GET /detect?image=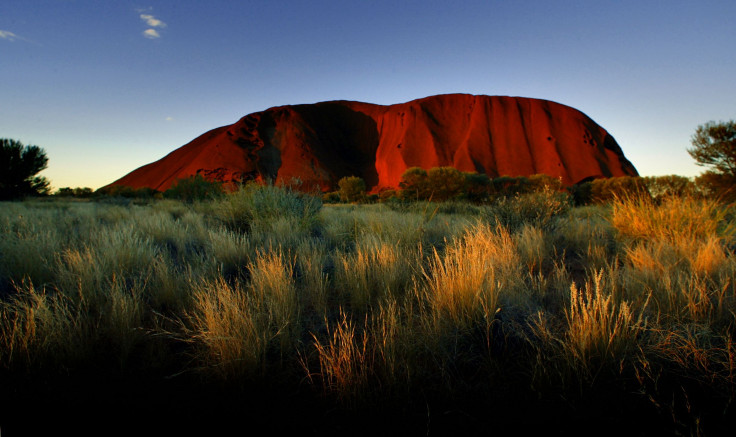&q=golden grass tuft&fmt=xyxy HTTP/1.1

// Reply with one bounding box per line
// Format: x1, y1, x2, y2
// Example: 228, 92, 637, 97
309, 311, 371, 402
611, 195, 734, 244
419, 222, 522, 336
563, 271, 647, 376
187, 278, 269, 378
